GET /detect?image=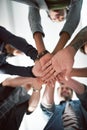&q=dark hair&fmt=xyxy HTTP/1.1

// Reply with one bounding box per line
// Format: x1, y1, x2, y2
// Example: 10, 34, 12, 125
80, 45, 86, 54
